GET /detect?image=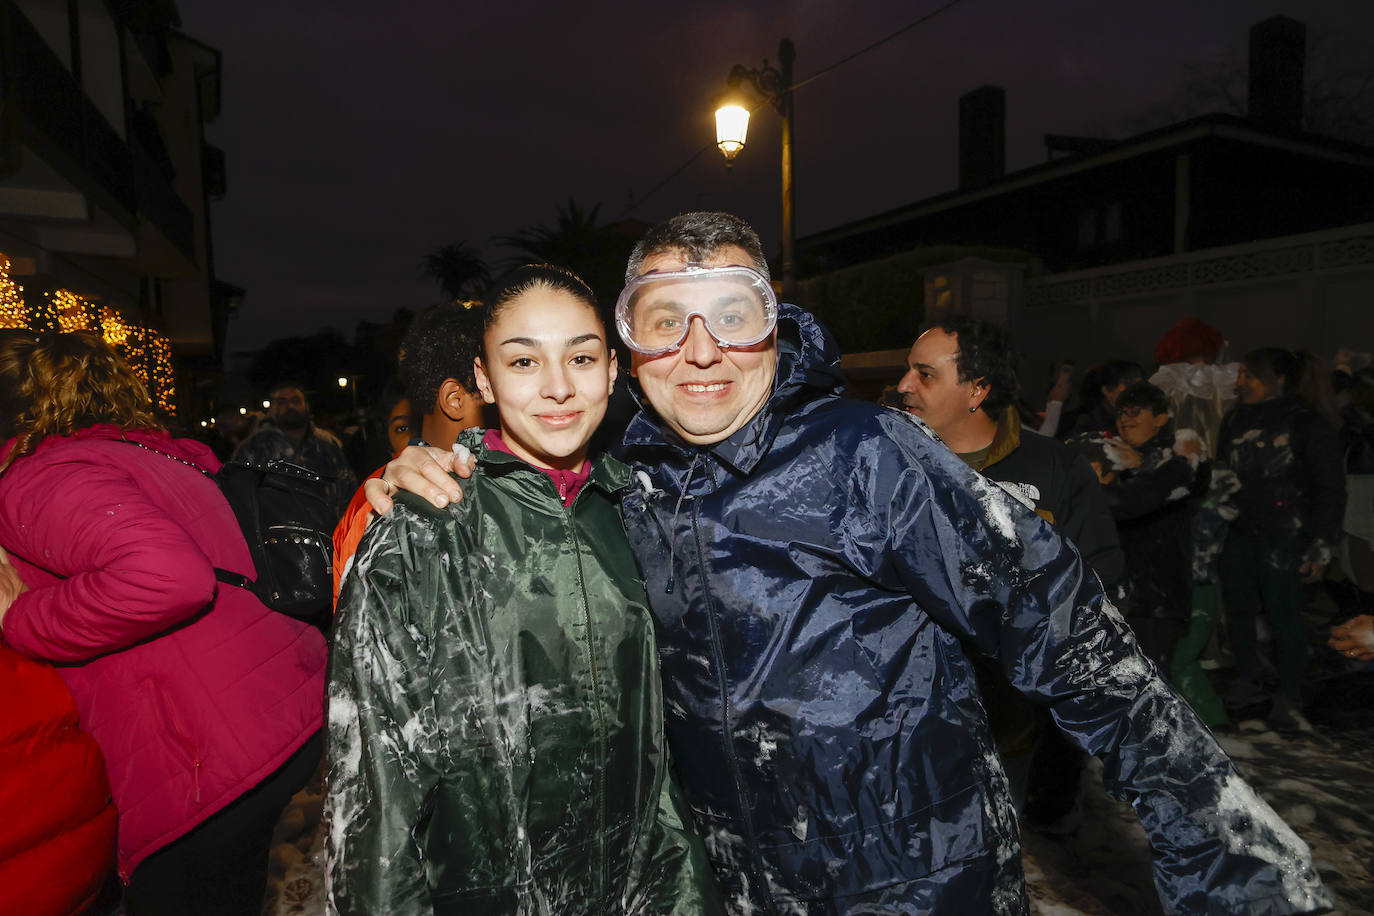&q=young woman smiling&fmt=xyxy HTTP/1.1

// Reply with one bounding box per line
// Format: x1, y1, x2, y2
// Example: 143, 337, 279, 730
325, 265, 719, 915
